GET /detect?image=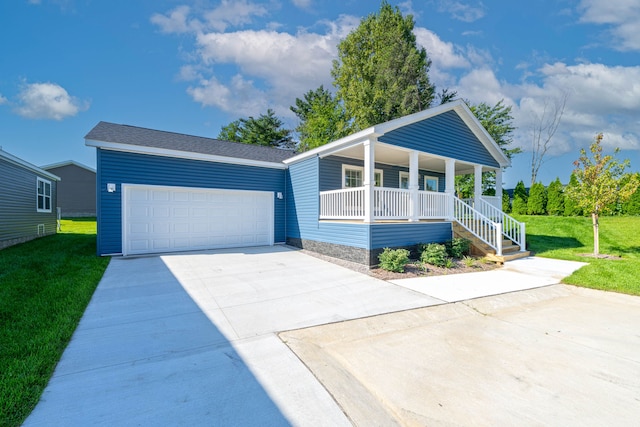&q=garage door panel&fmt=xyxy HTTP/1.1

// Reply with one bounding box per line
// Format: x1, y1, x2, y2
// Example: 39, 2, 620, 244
123, 185, 274, 255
